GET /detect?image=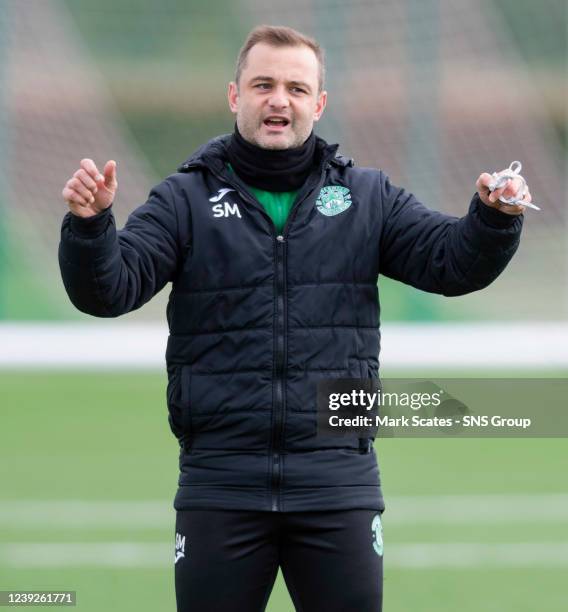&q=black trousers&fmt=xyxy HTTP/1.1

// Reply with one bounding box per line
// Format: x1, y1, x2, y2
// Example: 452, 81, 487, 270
174, 508, 383, 612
